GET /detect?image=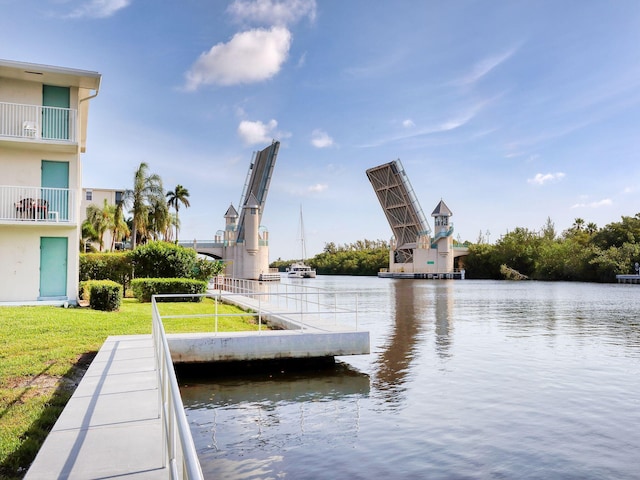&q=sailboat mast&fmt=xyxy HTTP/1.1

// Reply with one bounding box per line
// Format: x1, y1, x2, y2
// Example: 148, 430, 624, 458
299, 205, 307, 261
